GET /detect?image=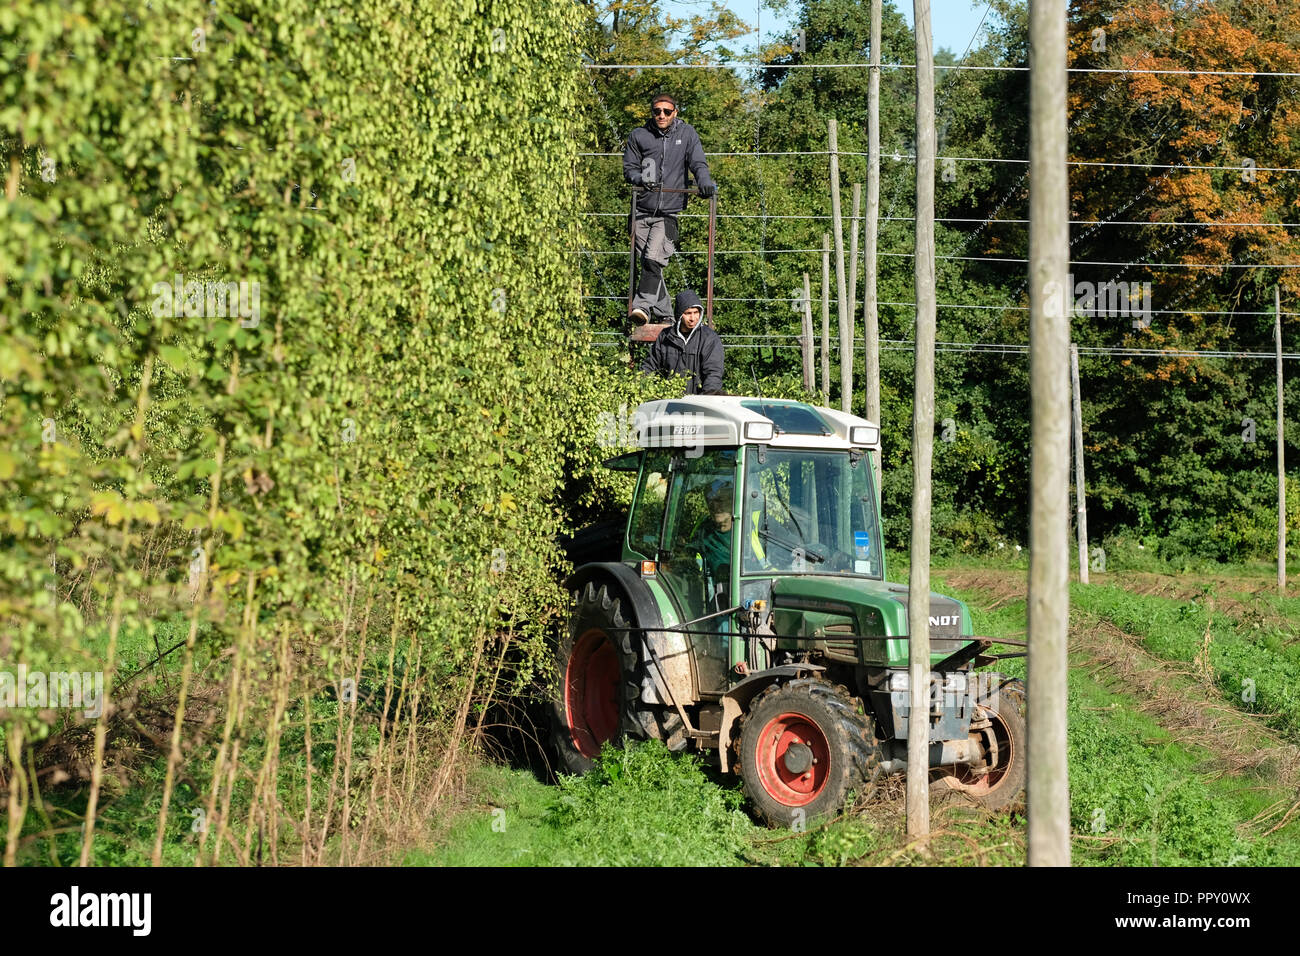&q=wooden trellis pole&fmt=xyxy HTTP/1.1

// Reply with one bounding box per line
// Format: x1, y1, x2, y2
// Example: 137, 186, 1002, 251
864, 0, 883, 494
822, 234, 831, 404
802, 272, 815, 393
906, 0, 936, 842
849, 182, 862, 329
1278, 285, 1287, 593
1071, 344, 1089, 585
830, 120, 852, 413
1027, 0, 1071, 868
